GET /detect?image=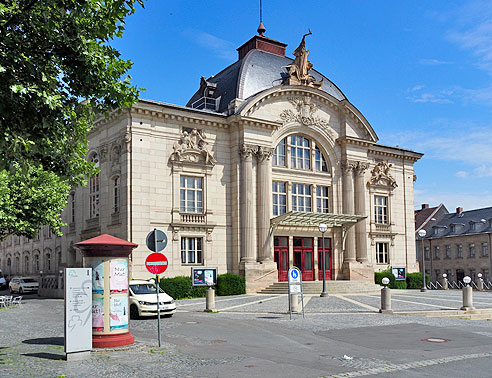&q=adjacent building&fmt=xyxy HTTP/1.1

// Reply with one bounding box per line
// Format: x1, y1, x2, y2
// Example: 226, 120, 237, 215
0, 27, 422, 292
